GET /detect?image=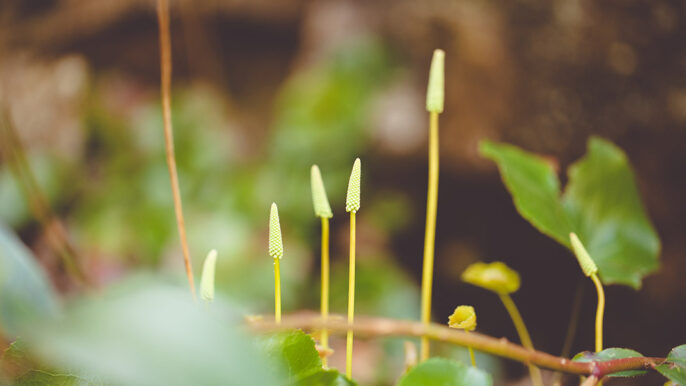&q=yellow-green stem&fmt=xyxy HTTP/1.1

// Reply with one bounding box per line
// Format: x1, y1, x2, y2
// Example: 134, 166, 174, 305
590, 273, 605, 353
420, 111, 440, 361
466, 330, 476, 367
274, 257, 281, 324
346, 212, 357, 379
499, 294, 543, 386
321, 217, 330, 367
